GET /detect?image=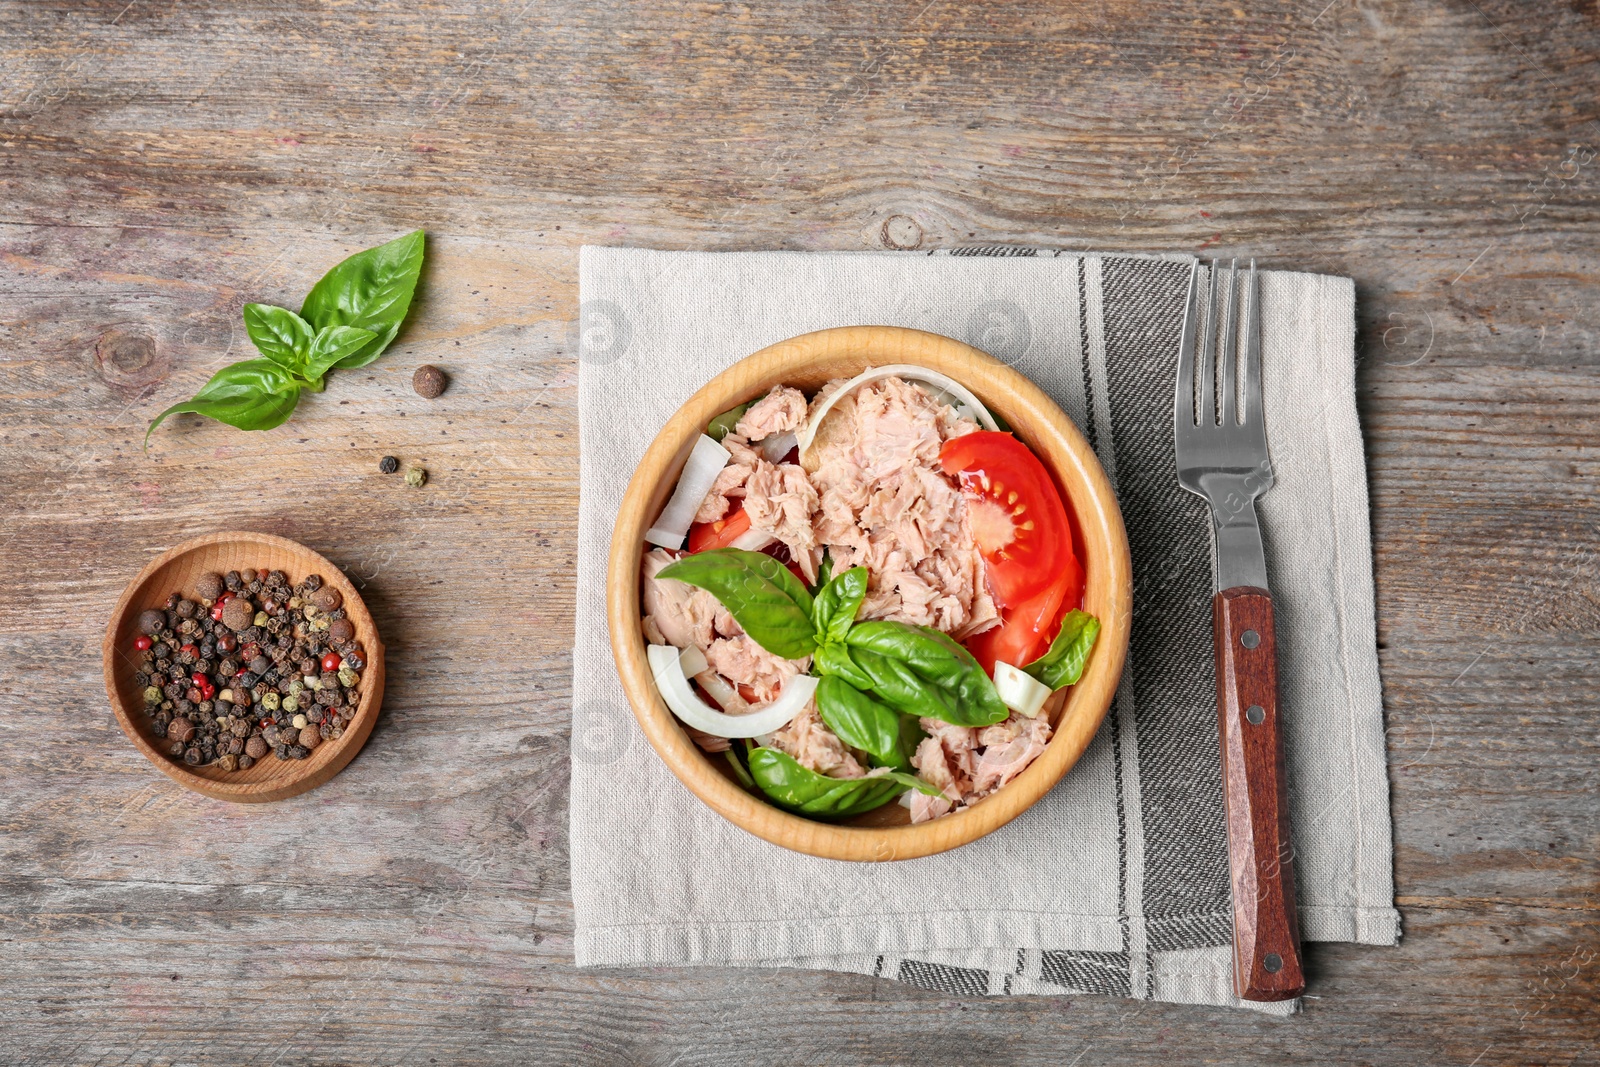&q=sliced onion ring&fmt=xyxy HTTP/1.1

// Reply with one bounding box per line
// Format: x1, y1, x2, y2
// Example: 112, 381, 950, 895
759, 431, 798, 463
796, 364, 1000, 457
647, 643, 816, 739
994, 660, 1051, 719
645, 433, 730, 549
